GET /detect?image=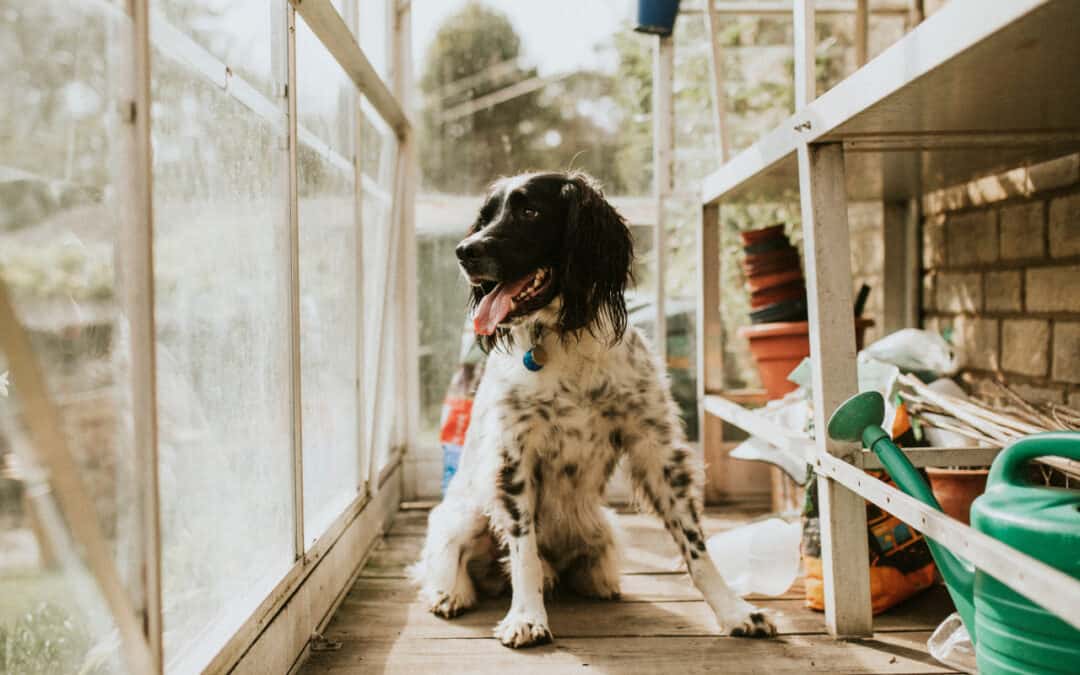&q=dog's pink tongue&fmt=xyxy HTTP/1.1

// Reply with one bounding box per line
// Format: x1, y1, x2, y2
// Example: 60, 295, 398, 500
473, 274, 534, 336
